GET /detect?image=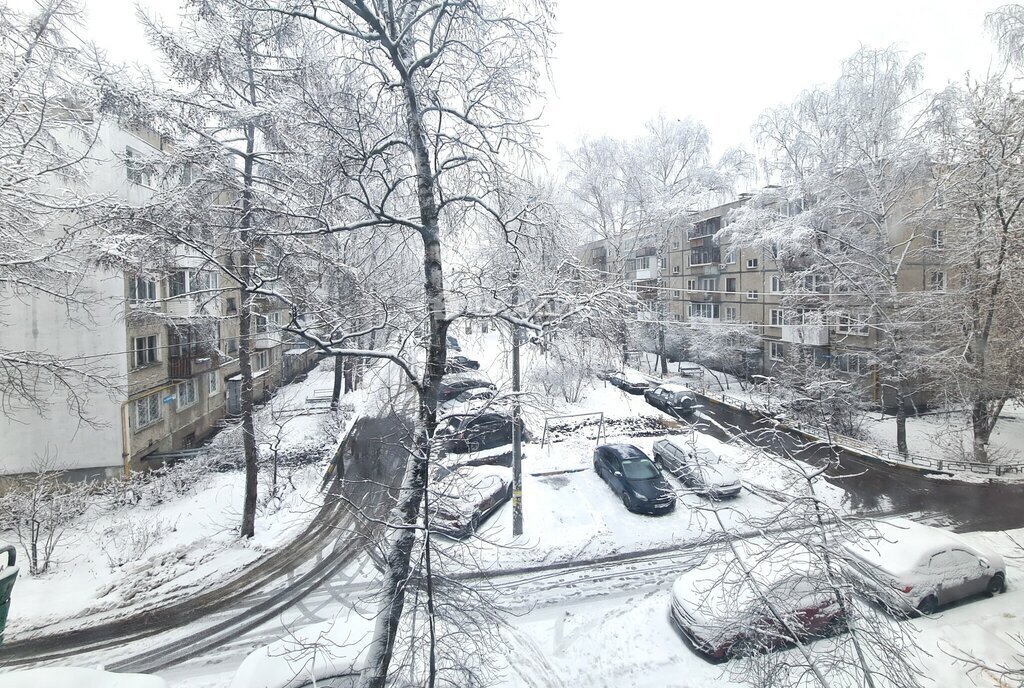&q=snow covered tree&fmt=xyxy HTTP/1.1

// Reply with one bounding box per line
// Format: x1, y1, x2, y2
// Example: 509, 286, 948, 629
728, 46, 935, 455
0, 0, 112, 421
